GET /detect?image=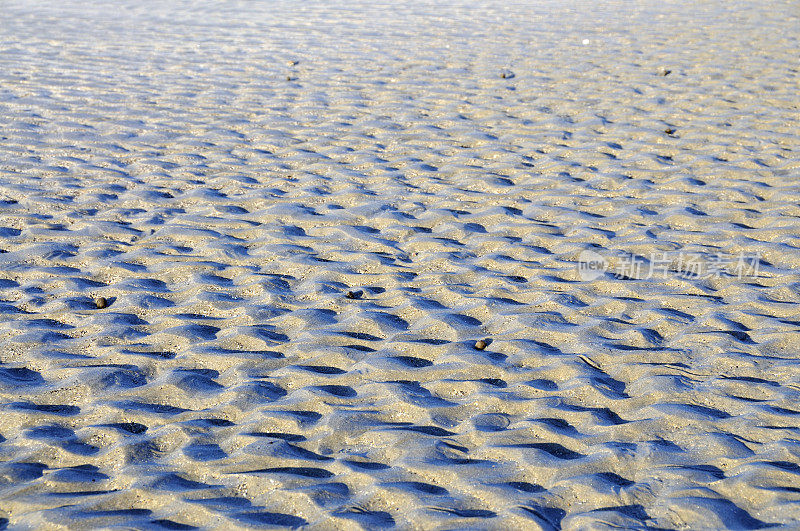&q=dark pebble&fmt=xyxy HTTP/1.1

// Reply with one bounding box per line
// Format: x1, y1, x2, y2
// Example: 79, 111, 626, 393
474, 339, 488, 351
95, 297, 108, 309
346, 290, 363, 300
665, 128, 676, 135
